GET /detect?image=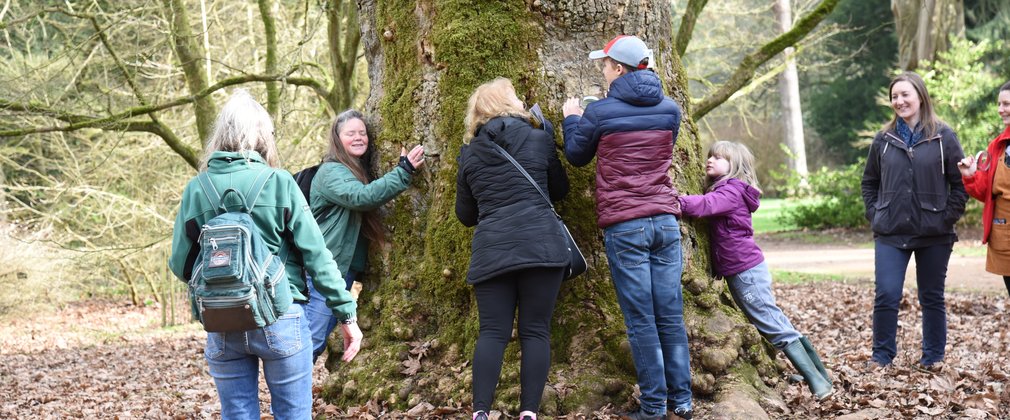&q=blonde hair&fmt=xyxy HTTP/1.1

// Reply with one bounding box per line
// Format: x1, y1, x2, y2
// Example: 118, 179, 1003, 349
881, 71, 944, 138
463, 78, 532, 142
200, 89, 280, 170
706, 141, 760, 192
